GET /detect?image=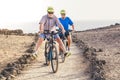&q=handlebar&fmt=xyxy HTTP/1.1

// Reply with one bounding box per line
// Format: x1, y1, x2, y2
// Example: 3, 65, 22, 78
56, 29, 73, 33
68, 30, 73, 32
43, 30, 60, 35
